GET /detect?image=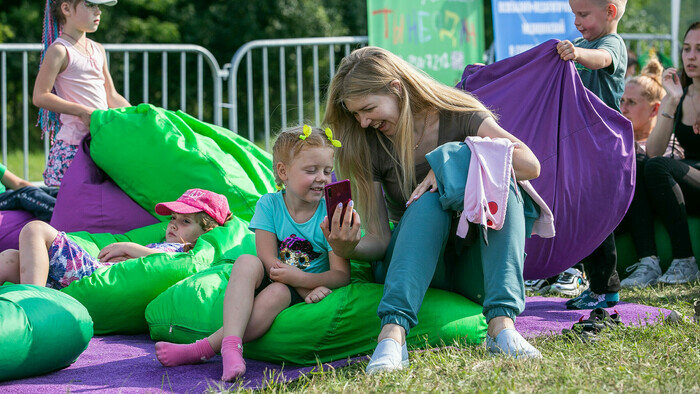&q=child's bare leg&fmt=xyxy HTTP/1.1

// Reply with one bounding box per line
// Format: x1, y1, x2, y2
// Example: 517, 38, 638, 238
220, 254, 266, 341
221, 281, 291, 381
155, 254, 265, 368
18, 221, 58, 285
241, 282, 292, 342
0, 249, 20, 285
